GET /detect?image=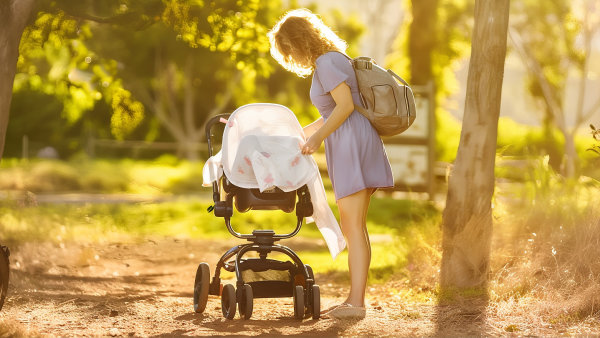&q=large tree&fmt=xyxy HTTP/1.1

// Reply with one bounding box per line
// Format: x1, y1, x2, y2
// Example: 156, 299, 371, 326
440, 0, 510, 288
0, 0, 37, 159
